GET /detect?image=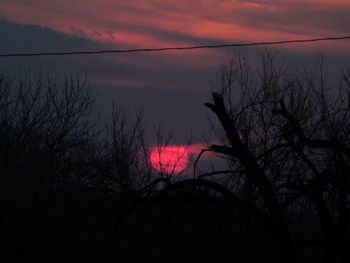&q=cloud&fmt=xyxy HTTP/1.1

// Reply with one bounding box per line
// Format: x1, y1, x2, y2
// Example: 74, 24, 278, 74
0, 19, 217, 142
230, 1, 350, 36
1, 0, 349, 50
0, 18, 101, 53
70, 26, 87, 38
1, 2, 350, 143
